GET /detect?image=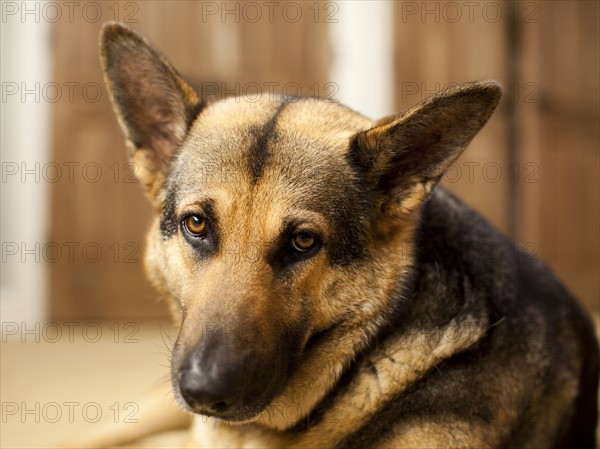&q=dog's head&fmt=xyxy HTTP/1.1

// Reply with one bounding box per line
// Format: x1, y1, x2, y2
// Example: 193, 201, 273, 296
100, 22, 501, 423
